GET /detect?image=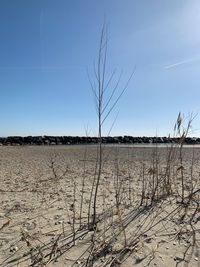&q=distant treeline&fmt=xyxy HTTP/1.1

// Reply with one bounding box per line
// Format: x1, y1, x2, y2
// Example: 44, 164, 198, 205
0, 136, 199, 146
